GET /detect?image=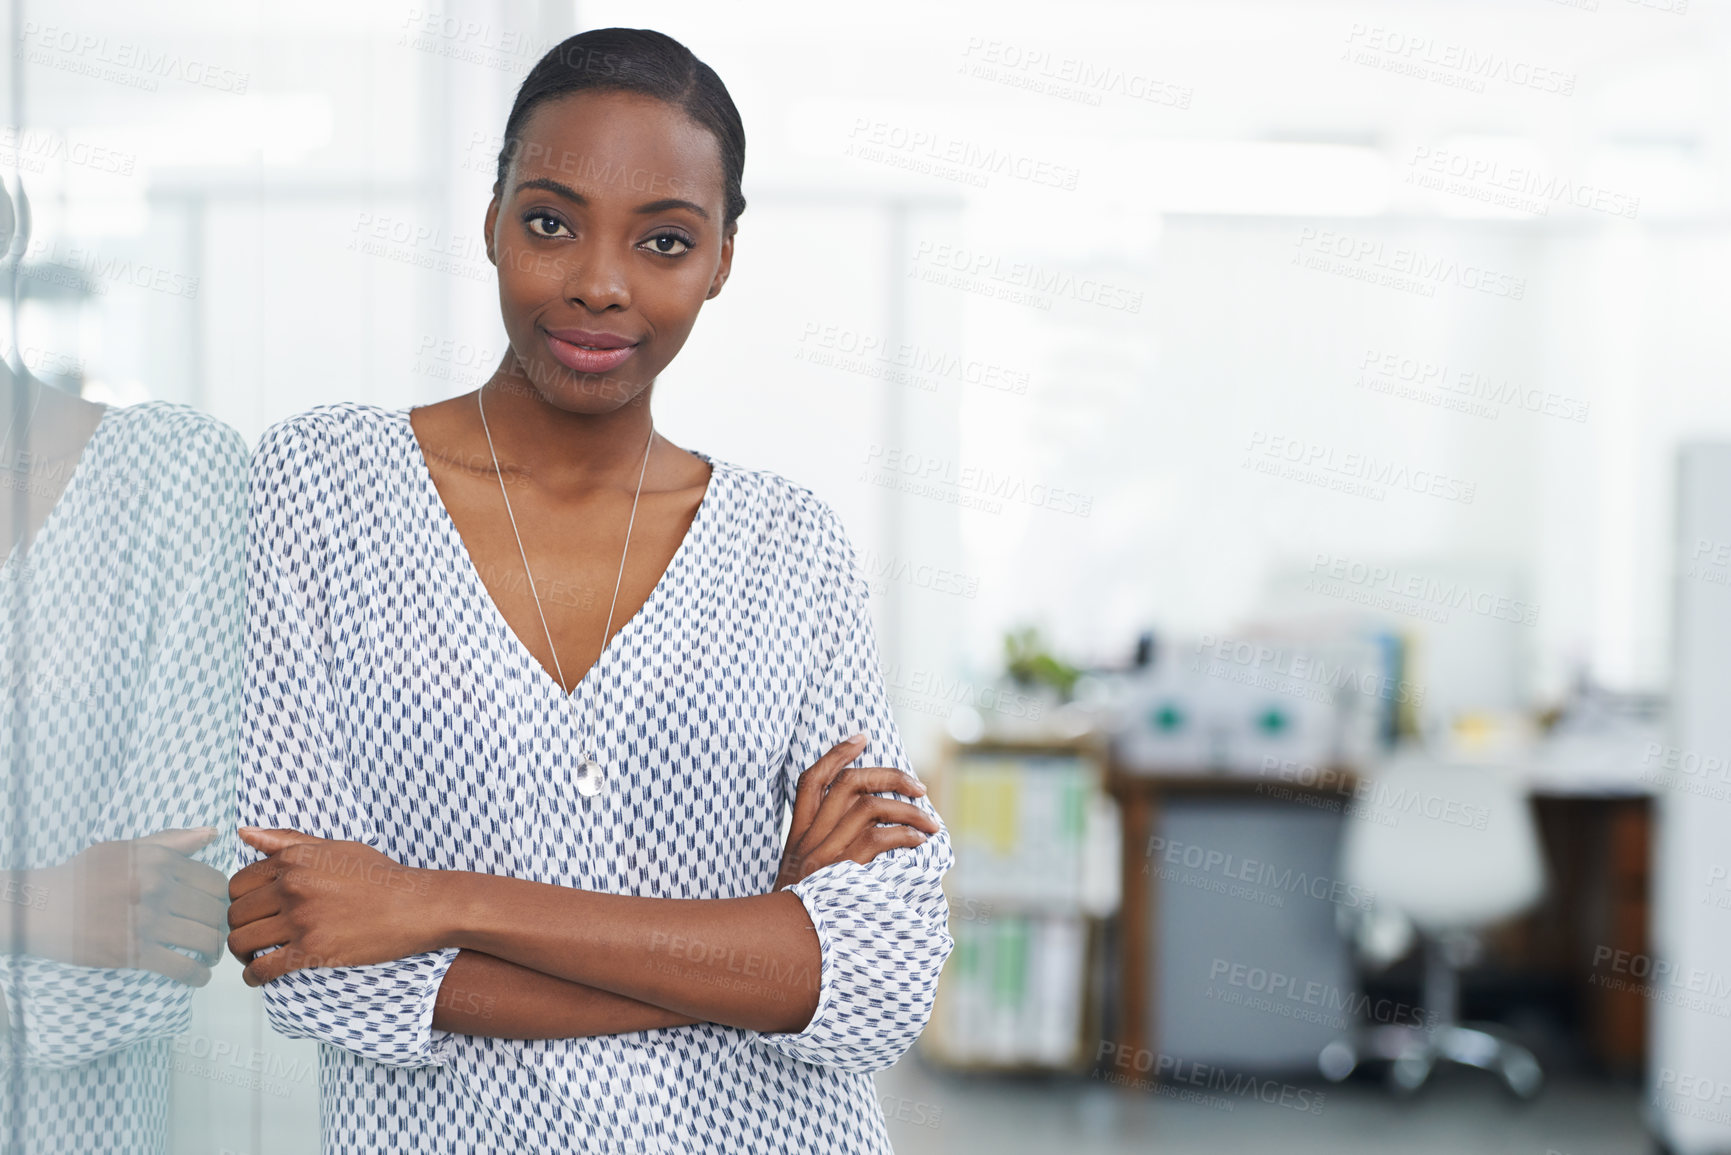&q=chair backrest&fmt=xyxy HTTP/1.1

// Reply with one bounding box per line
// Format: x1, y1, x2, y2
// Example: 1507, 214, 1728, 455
1338, 756, 1546, 934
